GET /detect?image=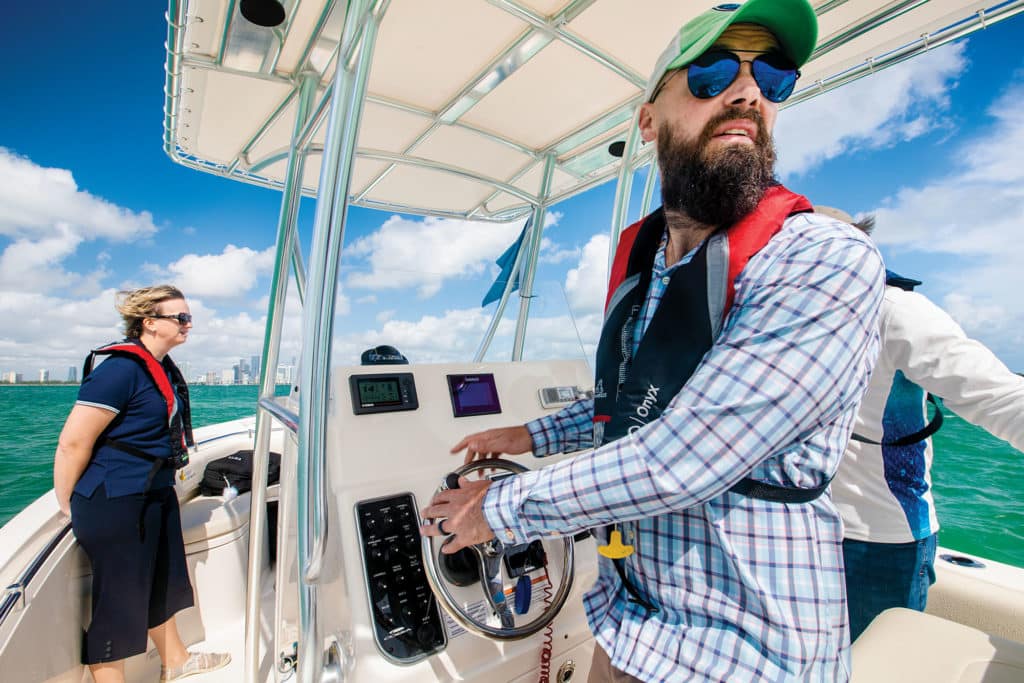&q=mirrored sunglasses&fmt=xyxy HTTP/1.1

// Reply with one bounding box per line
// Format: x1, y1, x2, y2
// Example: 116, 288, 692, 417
682, 49, 800, 104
